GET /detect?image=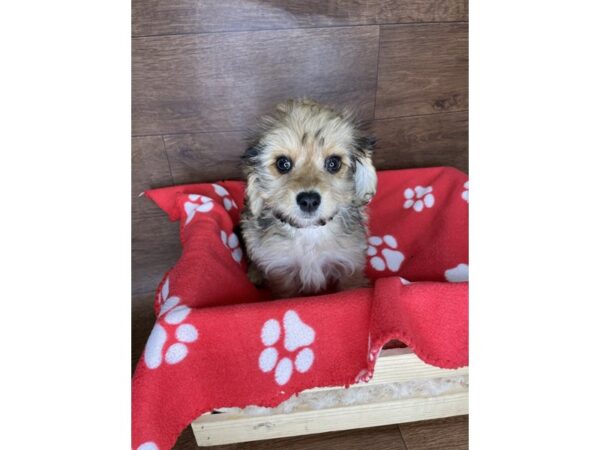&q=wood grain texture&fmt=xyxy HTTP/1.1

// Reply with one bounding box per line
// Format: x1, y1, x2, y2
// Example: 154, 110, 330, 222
398, 415, 468, 450
194, 392, 467, 446
133, 26, 379, 135
163, 131, 247, 185
132, 293, 156, 373
132, 212, 181, 295
178, 424, 407, 450
375, 23, 468, 119
133, 0, 468, 37
160, 110, 468, 187
131, 136, 179, 295
132, 136, 173, 218
372, 111, 468, 173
